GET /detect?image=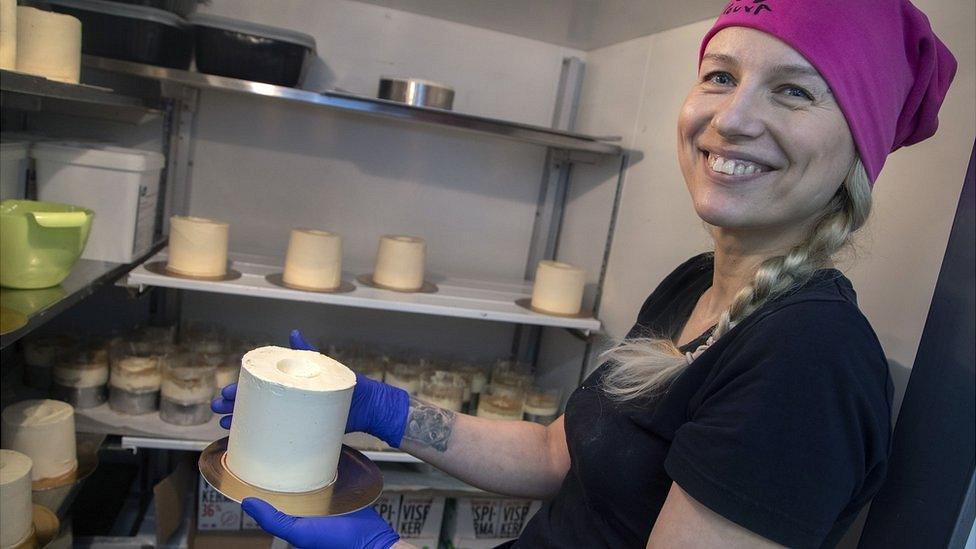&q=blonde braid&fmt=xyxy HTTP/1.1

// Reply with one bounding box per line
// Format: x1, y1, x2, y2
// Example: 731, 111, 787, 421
601, 159, 872, 401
